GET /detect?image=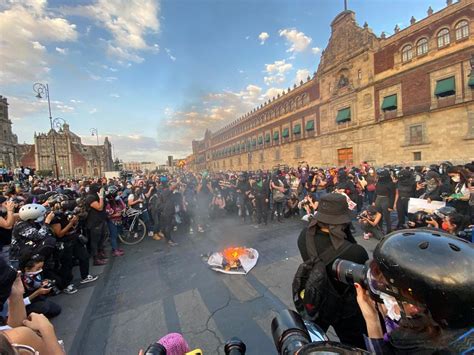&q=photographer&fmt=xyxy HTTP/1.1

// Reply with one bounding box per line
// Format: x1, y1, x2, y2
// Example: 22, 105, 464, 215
298, 194, 318, 218
9, 204, 56, 270
84, 184, 108, 266
296, 193, 368, 349
50, 199, 98, 287
358, 206, 383, 241
354, 229, 473, 354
